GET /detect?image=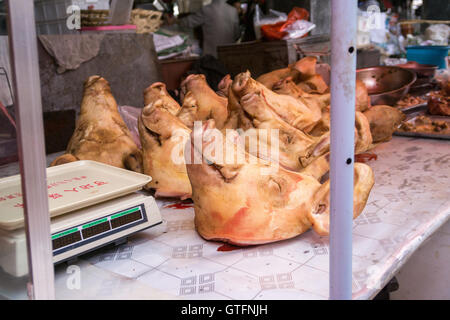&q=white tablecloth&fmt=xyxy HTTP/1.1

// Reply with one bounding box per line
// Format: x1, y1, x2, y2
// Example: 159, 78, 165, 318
49, 136, 450, 299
